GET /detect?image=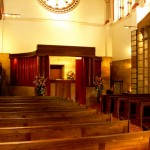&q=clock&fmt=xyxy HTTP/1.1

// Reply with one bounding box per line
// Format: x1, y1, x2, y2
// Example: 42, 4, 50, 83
38, 0, 80, 14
